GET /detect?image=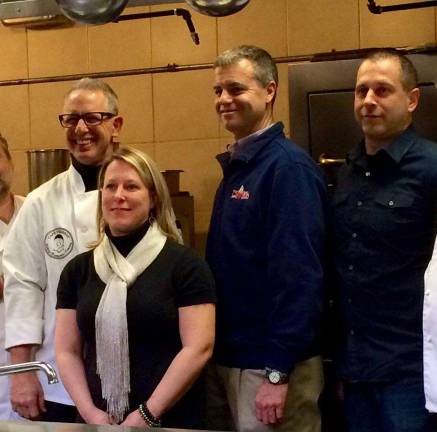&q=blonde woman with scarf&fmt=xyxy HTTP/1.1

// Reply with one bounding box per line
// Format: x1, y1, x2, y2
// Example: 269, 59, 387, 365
55, 147, 216, 429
